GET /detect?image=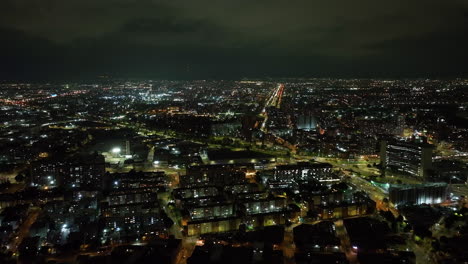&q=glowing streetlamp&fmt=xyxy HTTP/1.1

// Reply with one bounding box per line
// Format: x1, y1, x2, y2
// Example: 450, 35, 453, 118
111, 147, 121, 156
112, 147, 121, 153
